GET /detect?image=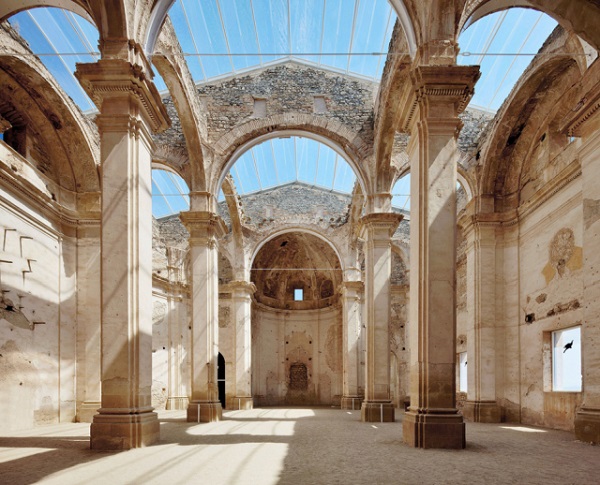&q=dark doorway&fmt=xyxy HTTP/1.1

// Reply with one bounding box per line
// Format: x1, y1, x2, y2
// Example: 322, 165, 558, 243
218, 352, 226, 408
